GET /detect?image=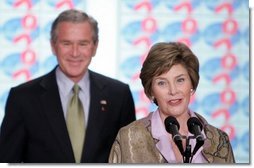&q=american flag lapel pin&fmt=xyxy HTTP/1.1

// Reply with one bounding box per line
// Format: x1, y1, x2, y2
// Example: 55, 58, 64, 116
100, 100, 107, 111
